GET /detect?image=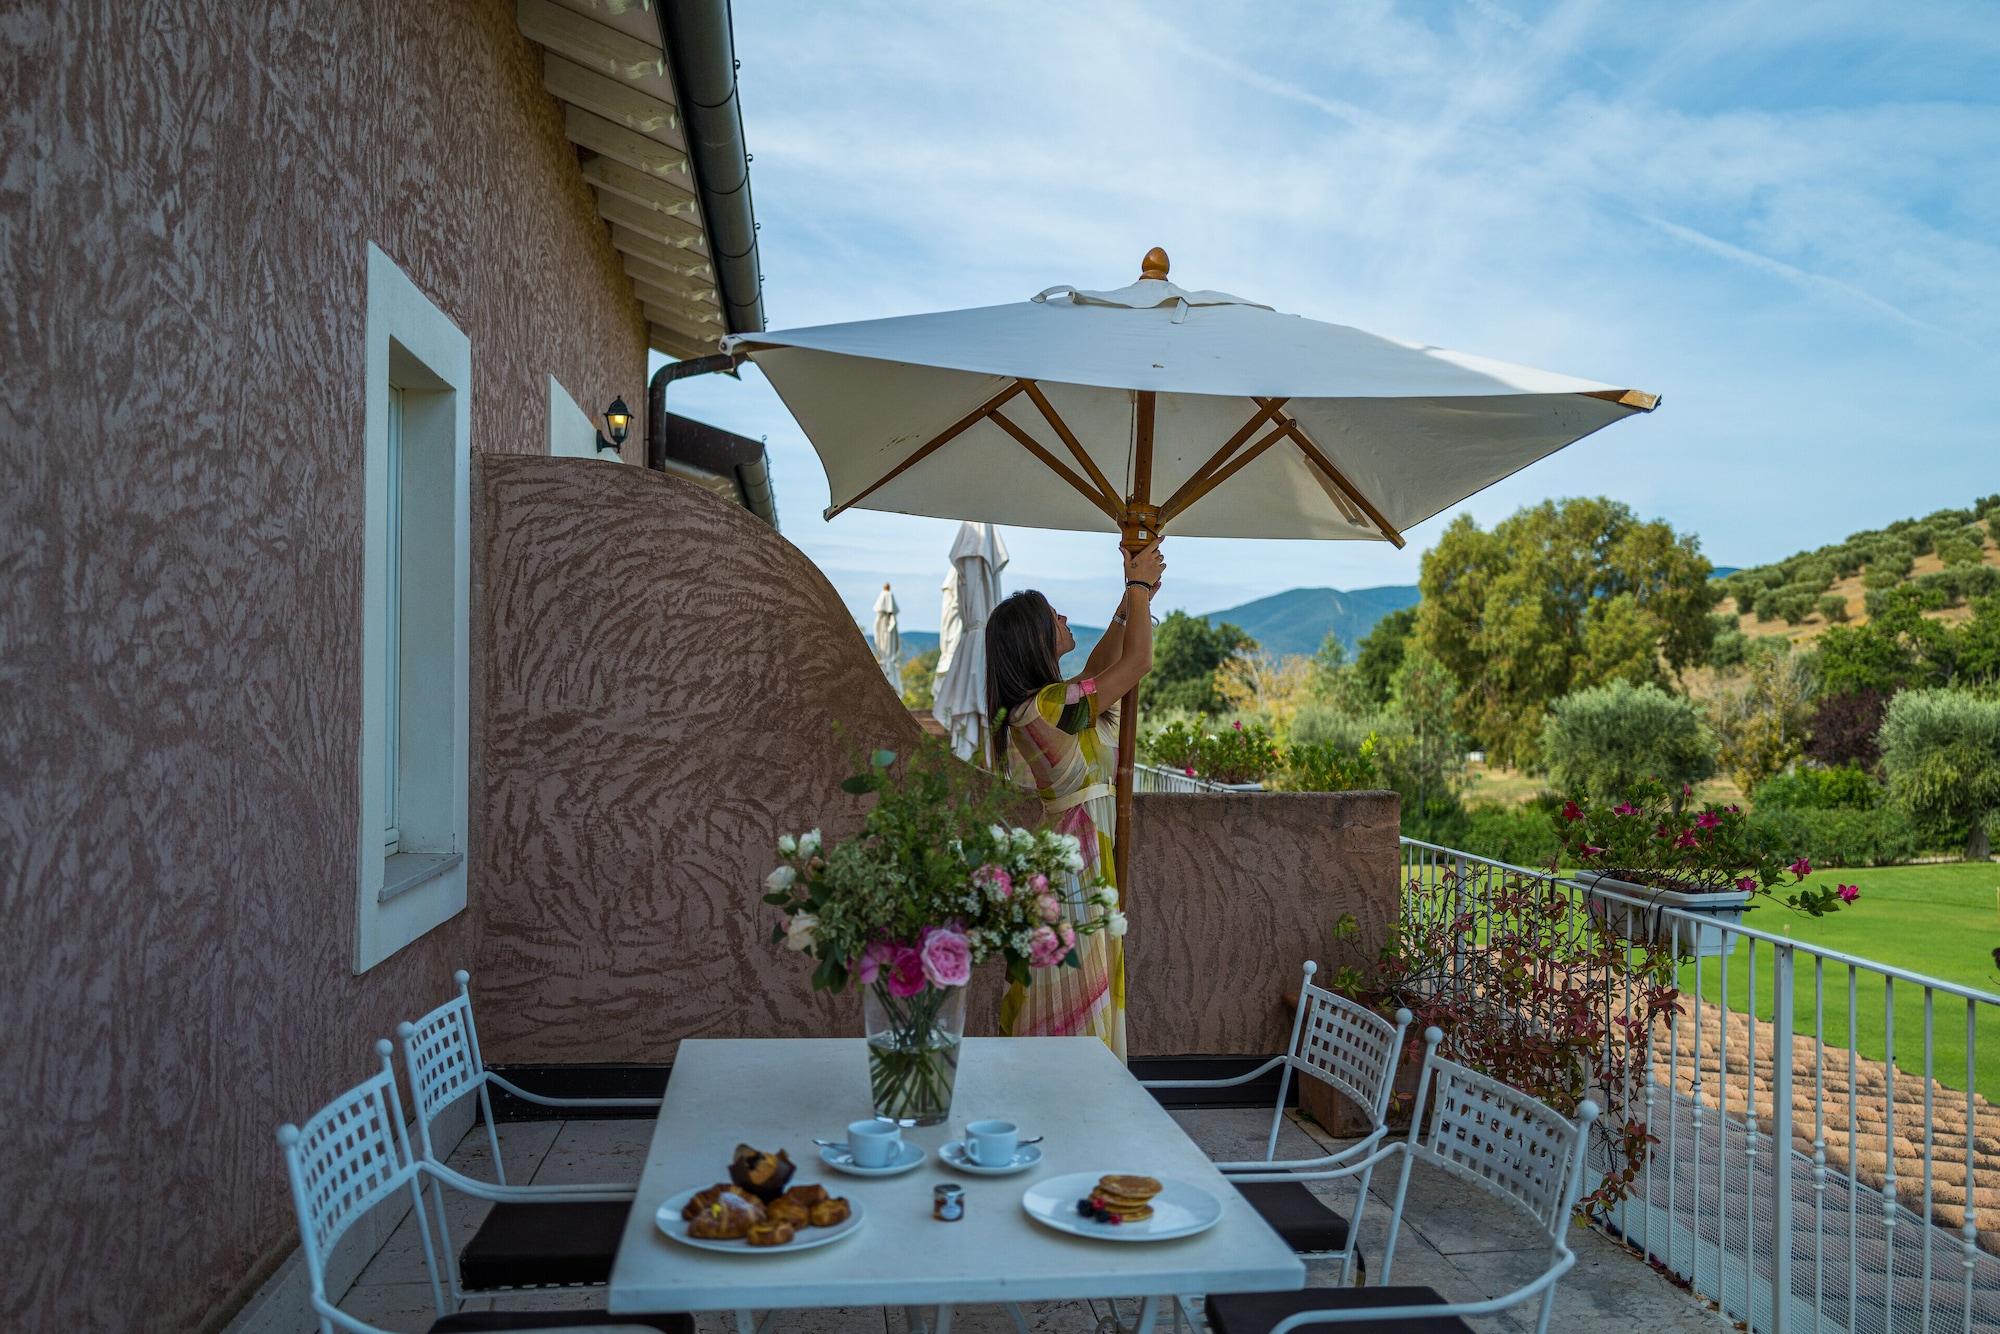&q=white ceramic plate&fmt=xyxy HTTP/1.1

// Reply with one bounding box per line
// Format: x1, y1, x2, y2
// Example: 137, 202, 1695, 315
1021, 1172, 1221, 1243
818, 1140, 927, 1176
656, 1187, 865, 1254
938, 1140, 1043, 1176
